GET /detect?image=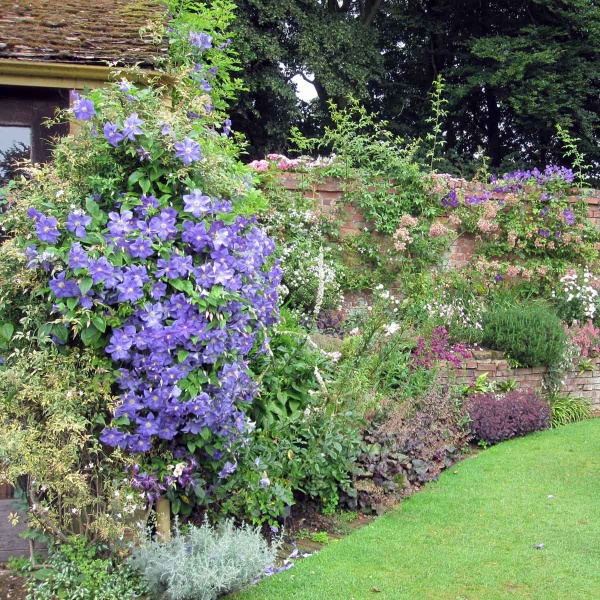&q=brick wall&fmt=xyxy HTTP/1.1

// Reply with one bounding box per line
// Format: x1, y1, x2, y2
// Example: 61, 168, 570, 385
440, 351, 600, 413
276, 173, 600, 412
276, 172, 600, 267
